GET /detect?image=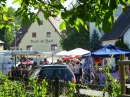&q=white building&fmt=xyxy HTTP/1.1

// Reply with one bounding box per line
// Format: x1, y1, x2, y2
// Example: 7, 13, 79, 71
10, 11, 63, 53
